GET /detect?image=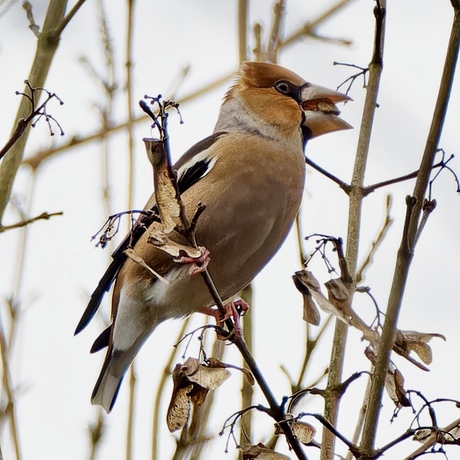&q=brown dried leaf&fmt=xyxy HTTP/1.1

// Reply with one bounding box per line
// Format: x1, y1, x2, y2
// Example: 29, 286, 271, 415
410, 342, 433, 365
364, 346, 376, 364
148, 225, 202, 259
445, 426, 460, 442
296, 272, 379, 345
294, 270, 345, 321
395, 330, 446, 365
325, 278, 351, 304
240, 443, 291, 459
144, 138, 181, 233
398, 330, 446, 343
385, 364, 410, 408
207, 357, 255, 385
124, 248, 170, 284
275, 421, 316, 444
166, 364, 194, 432
413, 428, 433, 442
188, 383, 208, 408
181, 357, 231, 390
166, 384, 193, 432
292, 273, 320, 325
166, 361, 211, 432
413, 427, 460, 444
